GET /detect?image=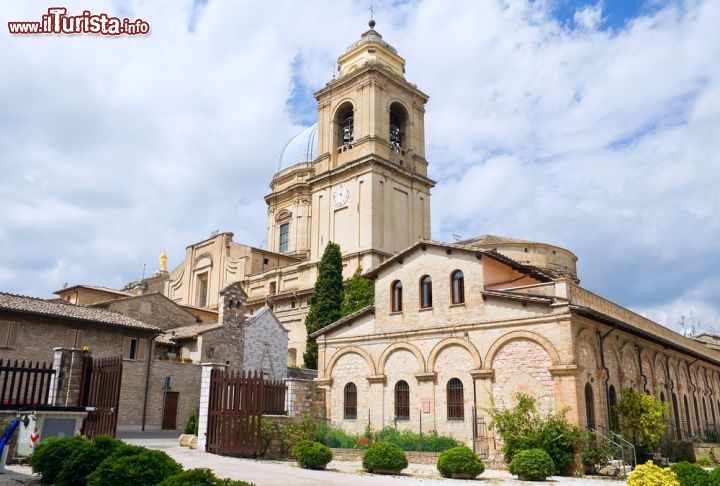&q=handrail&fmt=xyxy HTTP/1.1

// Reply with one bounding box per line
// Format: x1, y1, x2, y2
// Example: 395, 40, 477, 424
590, 426, 636, 476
